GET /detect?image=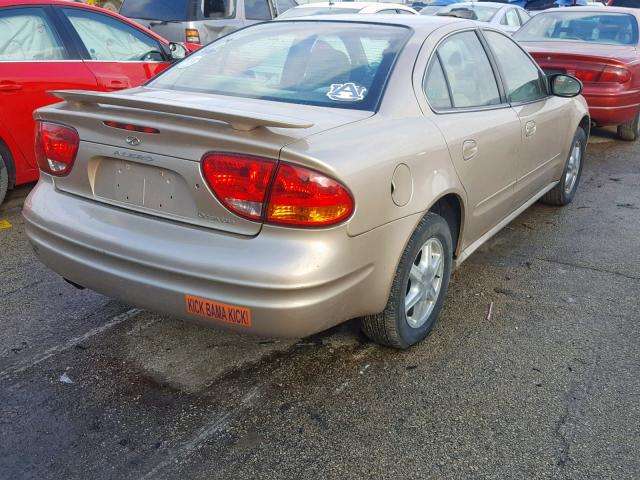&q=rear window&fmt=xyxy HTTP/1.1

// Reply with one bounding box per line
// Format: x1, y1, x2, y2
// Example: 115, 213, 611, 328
120, 0, 190, 21
277, 7, 362, 18
444, 5, 499, 21
148, 21, 410, 111
514, 12, 639, 45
